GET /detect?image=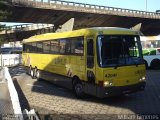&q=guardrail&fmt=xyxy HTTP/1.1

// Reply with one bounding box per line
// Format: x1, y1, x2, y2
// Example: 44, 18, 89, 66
10, 0, 160, 19
4, 67, 23, 120
0, 24, 54, 32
